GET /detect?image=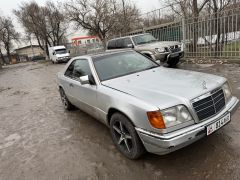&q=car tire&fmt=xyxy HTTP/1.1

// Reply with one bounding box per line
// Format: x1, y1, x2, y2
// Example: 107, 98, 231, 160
168, 58, 179, 68
110, 113, 145, 159
59, 88, 74, 111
